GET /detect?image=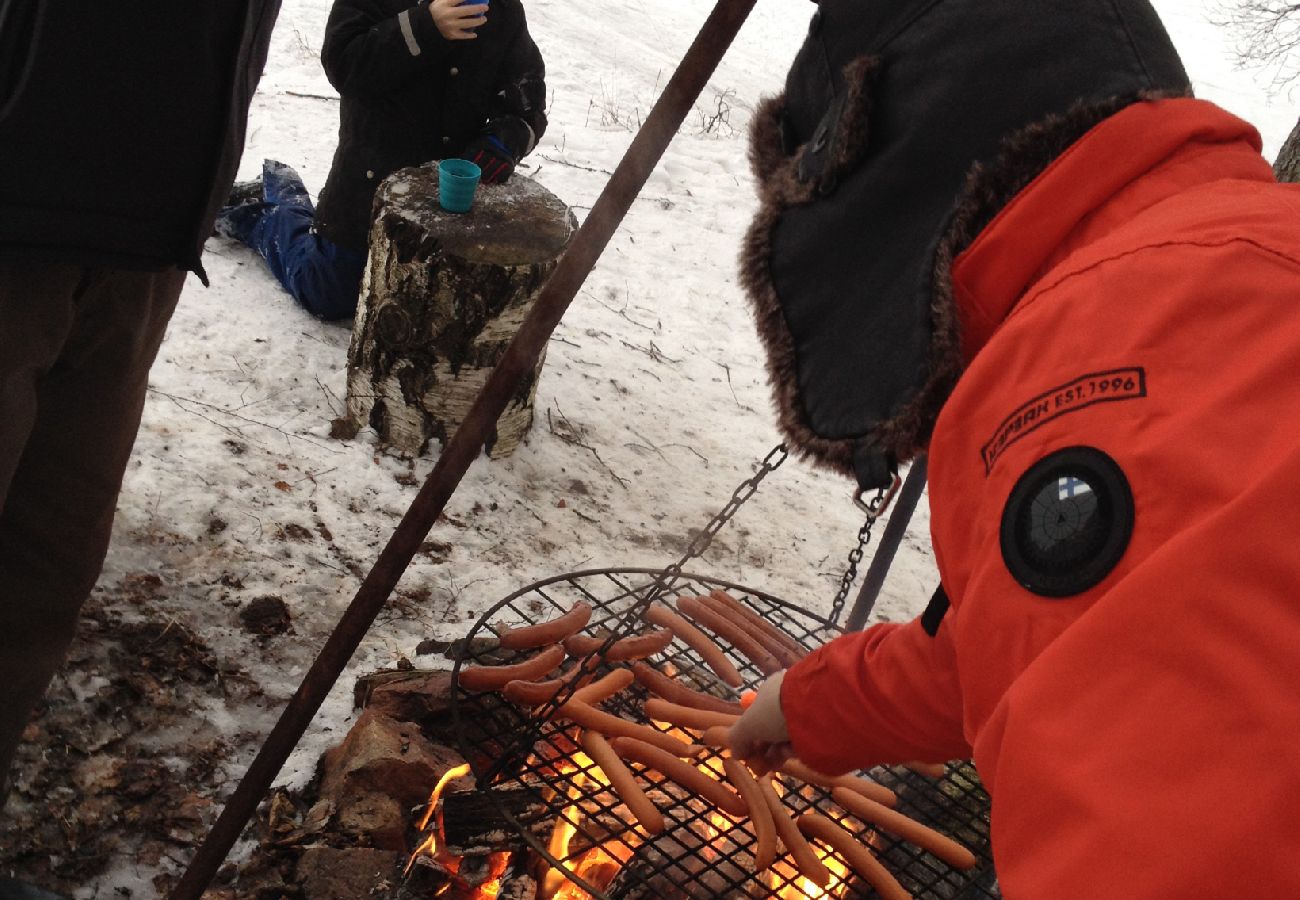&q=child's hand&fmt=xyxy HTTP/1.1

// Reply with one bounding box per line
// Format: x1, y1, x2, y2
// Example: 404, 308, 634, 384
429, 0, 487, 40
728, 671, 793, 771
